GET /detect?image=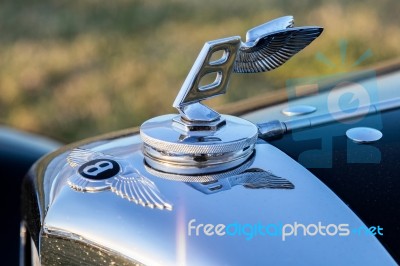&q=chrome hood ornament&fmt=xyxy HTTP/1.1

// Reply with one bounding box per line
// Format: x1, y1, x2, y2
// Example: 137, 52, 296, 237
140, 16, 323, 176
173, 16, 323, 122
